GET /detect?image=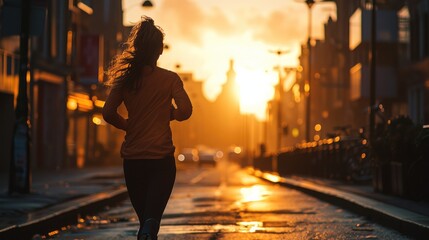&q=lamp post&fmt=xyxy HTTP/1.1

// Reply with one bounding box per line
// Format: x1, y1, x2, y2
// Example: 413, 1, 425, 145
305, 0, 314, 142
294, 0, 316, 142
296, 0, 333, 142
10, 0, 31, 194
369, 0, 376, 145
